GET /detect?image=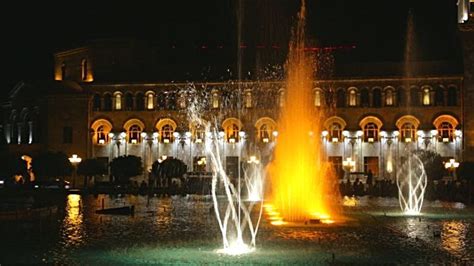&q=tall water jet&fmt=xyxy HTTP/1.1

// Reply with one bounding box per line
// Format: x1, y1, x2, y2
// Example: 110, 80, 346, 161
396, 153, 428, 215
397, 10, 427, 215
267, 0, 338, 223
